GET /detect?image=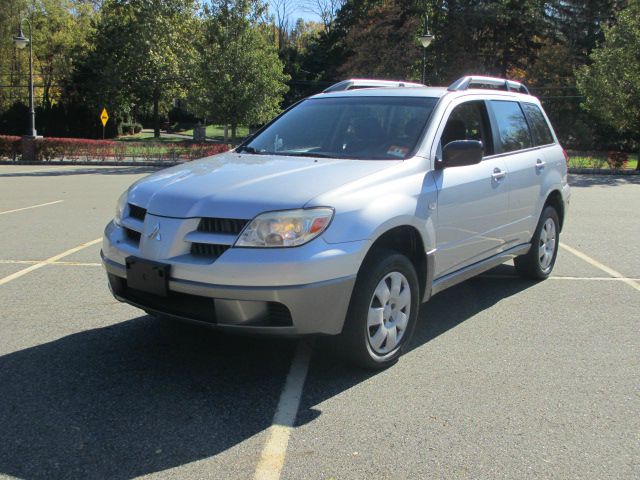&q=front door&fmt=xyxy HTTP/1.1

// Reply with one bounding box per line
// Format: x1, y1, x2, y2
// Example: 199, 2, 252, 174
431, 99, 511, 278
